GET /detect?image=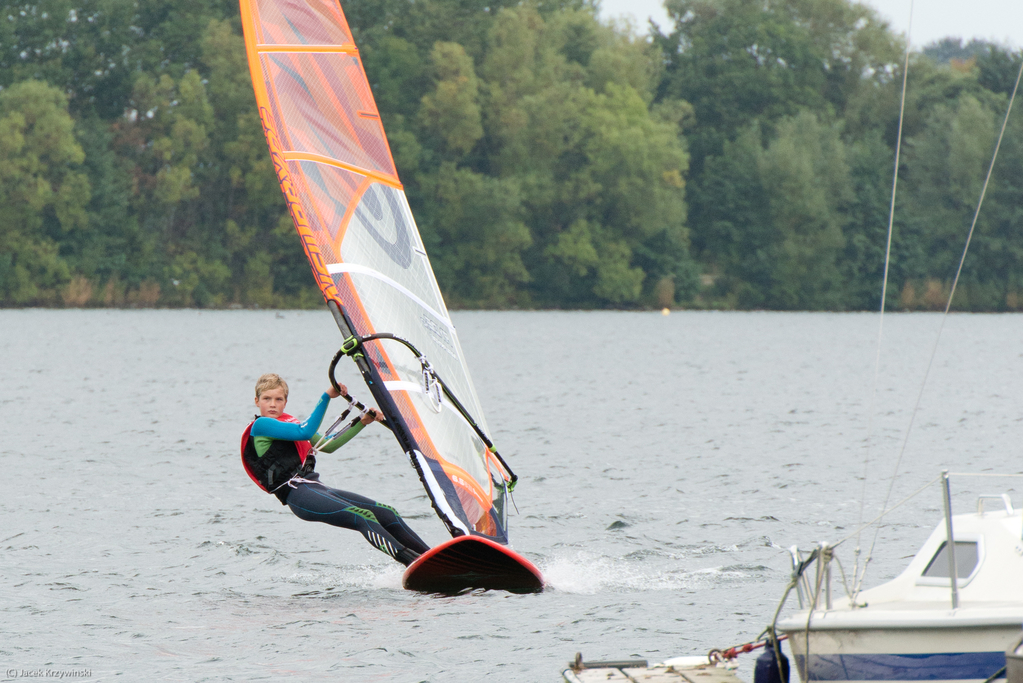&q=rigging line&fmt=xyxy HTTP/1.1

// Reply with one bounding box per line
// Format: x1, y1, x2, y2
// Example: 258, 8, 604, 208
835, 473, 942, 551
774, 480, 939, 679
856, 1, 914, 592
801, 545, 831, 683
780, 474, 940, 617
856, 32, 1023, 599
